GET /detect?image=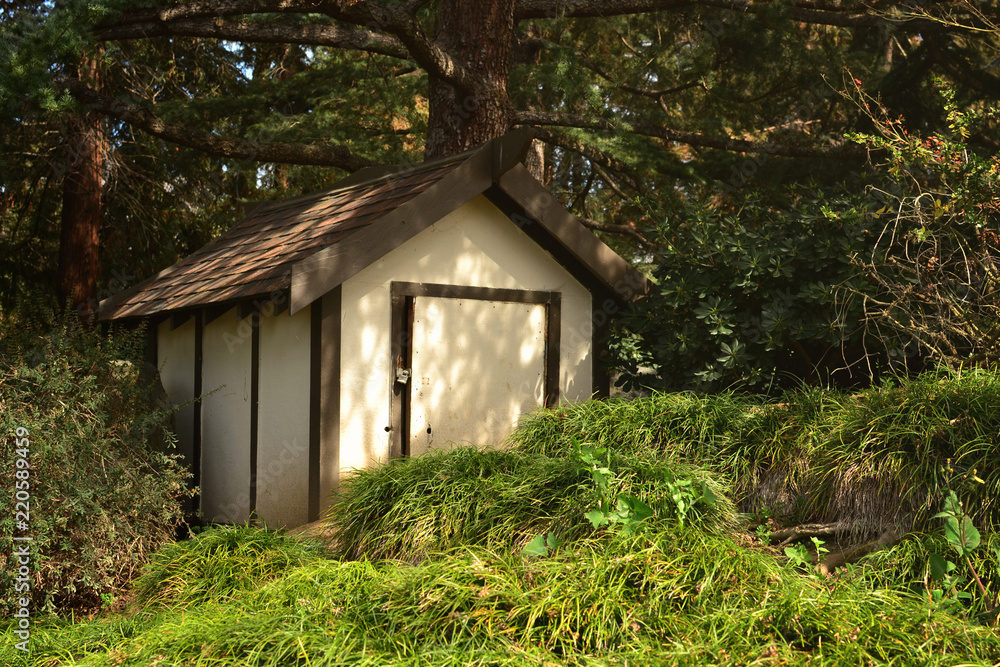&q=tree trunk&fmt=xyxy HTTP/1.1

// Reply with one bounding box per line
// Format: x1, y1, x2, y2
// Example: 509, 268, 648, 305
425, 0, 515, 159
57, 55, 104, 323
